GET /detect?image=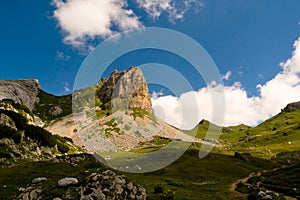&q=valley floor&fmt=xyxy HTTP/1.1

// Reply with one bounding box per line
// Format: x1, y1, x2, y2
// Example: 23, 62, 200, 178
2, 149, 297, 200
